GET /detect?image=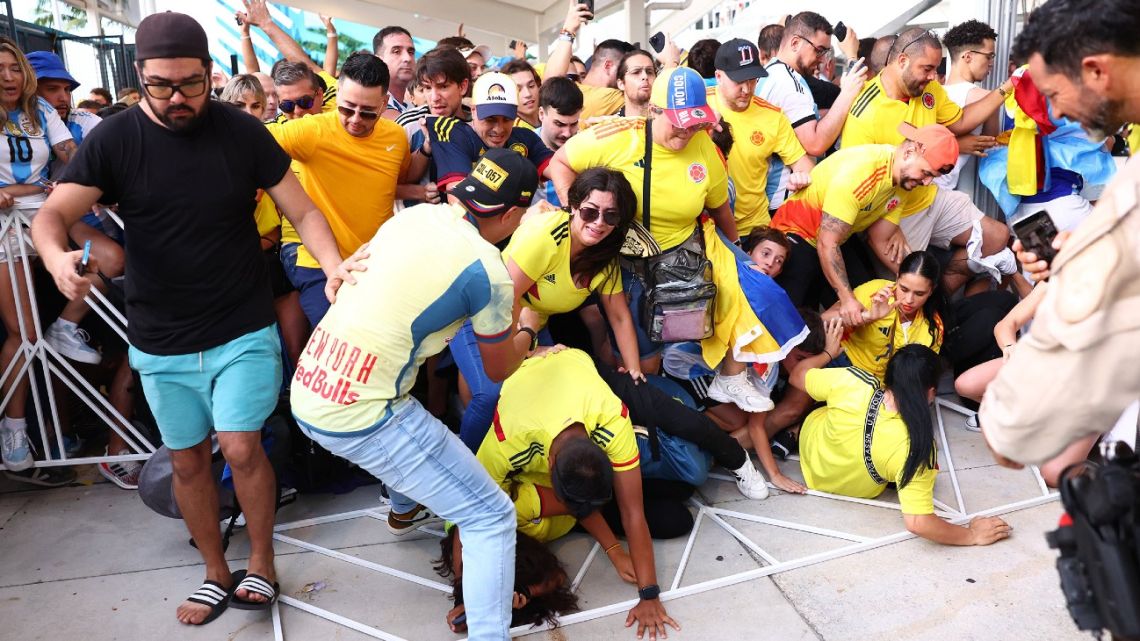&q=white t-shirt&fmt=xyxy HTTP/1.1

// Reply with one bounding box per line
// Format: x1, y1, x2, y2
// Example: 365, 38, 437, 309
934, 81, 981, 190
756, 60, 818, 211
